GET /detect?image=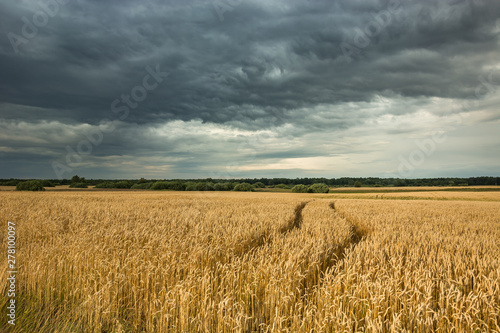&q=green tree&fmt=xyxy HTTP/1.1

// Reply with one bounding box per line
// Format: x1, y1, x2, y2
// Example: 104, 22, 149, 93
16, 180, 45, 191
42, 180, 55, 187
394, 179, 406, 187
354, 181, 362, 187
166, 181, 186, 191
309, 183, 329, 193
291, 184, 309, 193
113, 181, 132, 189
196, 182, 215, 191
214, 182, 234, 191
150, 181, 170, 190
69, 182, 88, 188
131, 183, 153, 189
95, 182, 115, 189
233, 183, 254, 191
